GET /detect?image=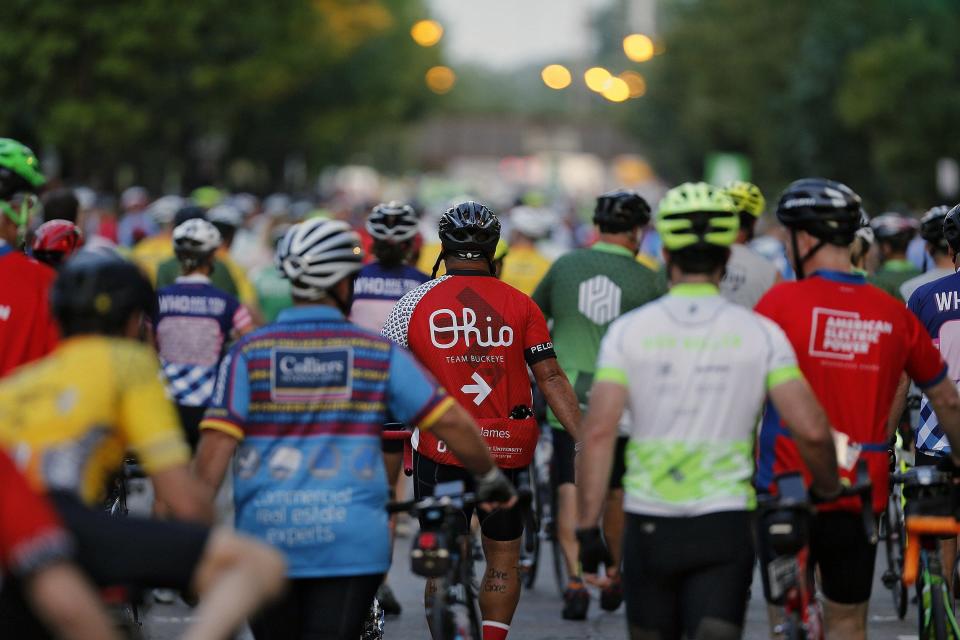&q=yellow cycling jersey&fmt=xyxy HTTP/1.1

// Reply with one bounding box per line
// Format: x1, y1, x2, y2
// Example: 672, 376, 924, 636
0, 336, 190, 505
499, 245, 552, 296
